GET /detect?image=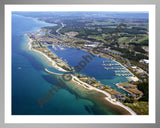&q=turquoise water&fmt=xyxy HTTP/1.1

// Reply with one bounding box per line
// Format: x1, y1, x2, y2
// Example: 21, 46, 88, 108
12, 13, 130, 115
